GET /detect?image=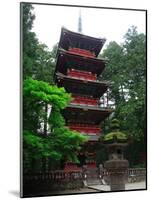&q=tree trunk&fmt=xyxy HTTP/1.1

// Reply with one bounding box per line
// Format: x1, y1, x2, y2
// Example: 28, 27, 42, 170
44, 103, 48, 136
